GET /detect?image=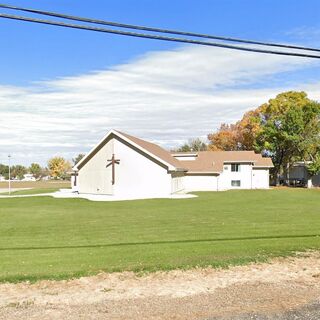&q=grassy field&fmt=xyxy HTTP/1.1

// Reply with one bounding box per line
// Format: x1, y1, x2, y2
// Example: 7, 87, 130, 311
0, 189, 319, 283
9, 188, 60, 195
0, 180, 70, 189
